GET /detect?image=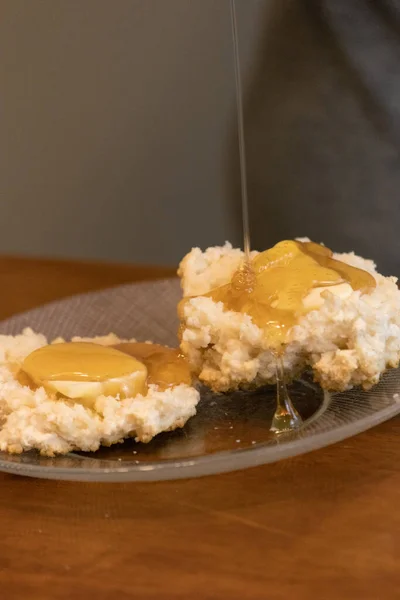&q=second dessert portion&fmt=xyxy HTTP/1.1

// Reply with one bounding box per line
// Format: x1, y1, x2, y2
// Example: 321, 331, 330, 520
0, 332, 199, 456
178, 239, 400, 393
